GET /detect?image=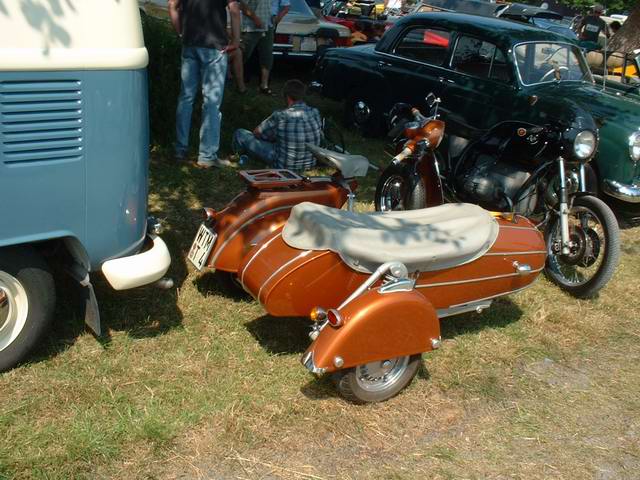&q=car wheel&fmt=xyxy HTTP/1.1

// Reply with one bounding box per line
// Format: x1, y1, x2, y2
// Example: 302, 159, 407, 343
0, 246, 56, 372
